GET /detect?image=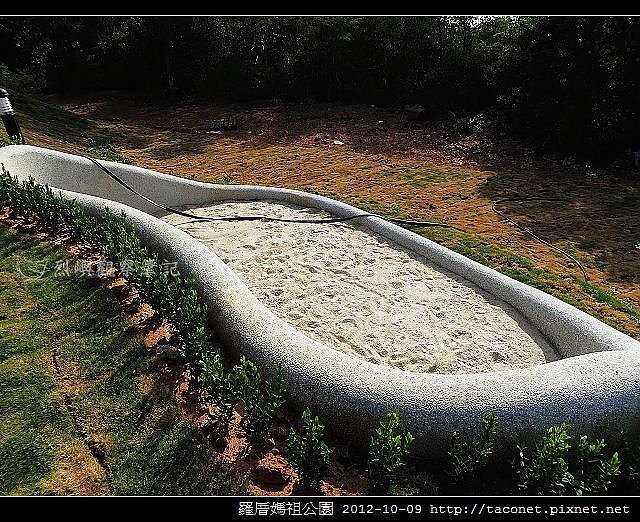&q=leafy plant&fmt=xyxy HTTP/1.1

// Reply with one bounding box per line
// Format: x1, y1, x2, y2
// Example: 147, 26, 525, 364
200, 352, 239, 424
572, 436, 620, 495
234, 358, 285, 439
265, 362, 286, 419
199, 354, 286, 437
516, 424, 622, 496
515, 424, 573, 495
174, 272, 209, 369
618, 430, 640, 492
449, 411, 497, 484
87, 138, 130, 164
367, 409, 414, 493
285, 408, 333, 489
0, 166, 13, 207
0, 135, 23, 147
